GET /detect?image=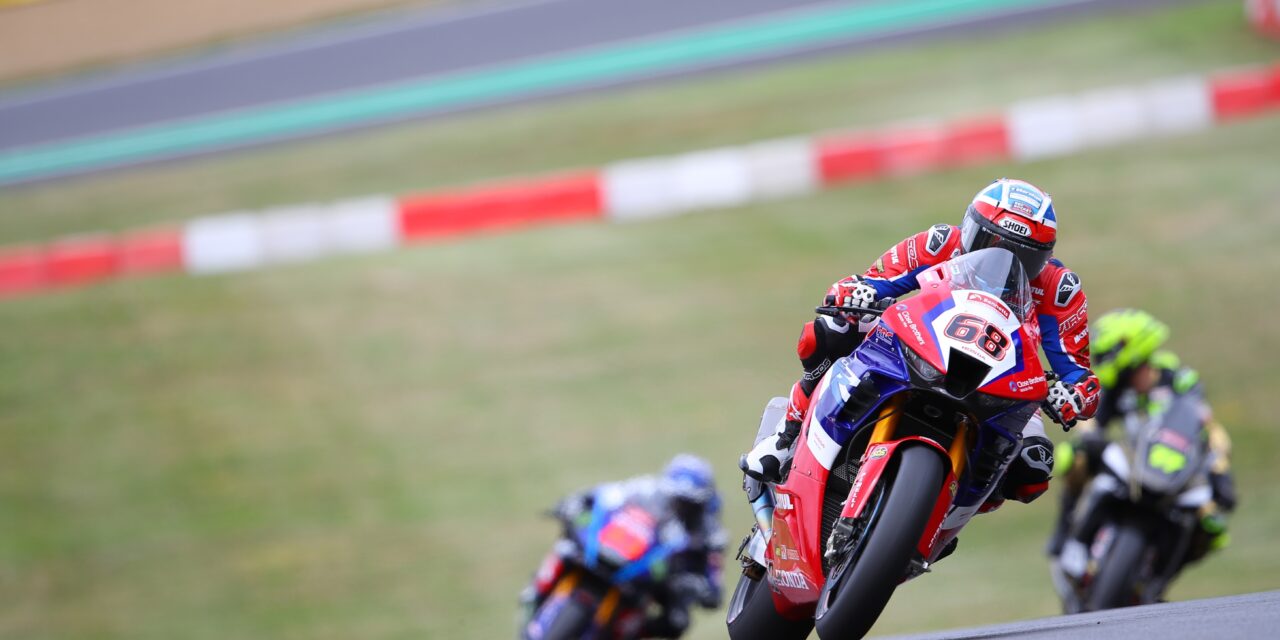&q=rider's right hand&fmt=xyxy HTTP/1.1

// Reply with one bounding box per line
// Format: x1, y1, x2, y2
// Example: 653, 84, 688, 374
824, 276, 878, 318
